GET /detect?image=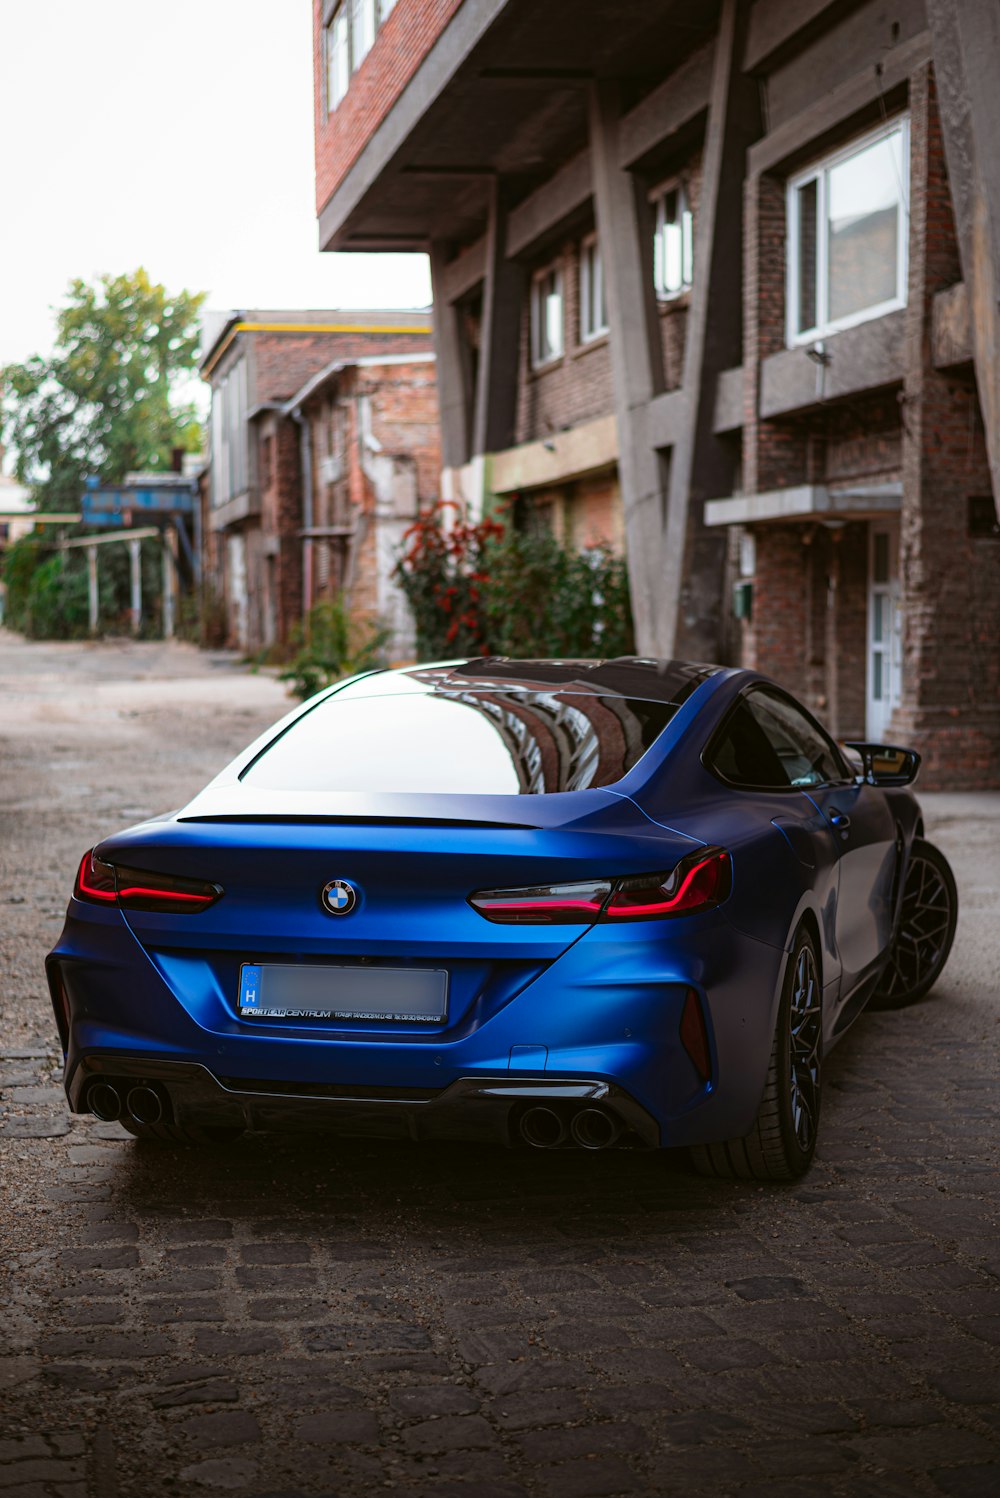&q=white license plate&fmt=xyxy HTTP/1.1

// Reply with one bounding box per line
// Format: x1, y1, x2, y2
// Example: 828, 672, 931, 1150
238, 963, 448, 1023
